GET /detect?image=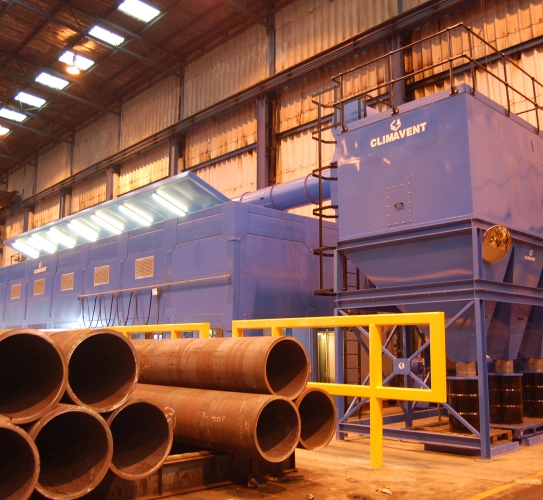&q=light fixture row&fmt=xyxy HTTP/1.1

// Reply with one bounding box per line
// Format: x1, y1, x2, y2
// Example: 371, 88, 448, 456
1, 1, 161, 138
12, 190, 187, 260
